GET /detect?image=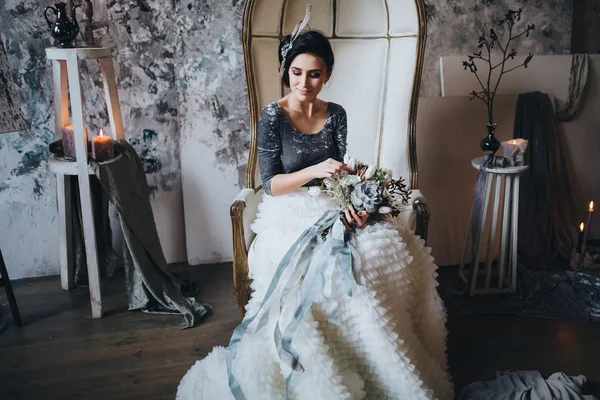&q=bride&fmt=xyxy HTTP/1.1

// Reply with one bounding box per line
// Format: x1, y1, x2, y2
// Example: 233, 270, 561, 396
177, 27, 454, 400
